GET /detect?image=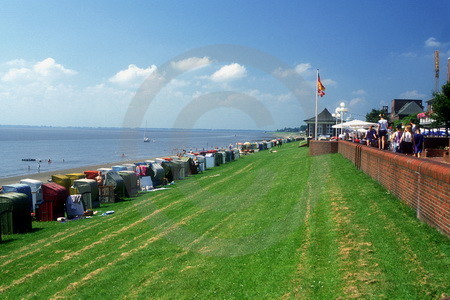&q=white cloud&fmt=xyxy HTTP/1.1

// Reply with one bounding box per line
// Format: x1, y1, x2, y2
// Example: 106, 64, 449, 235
322, 78, 337, 86
294, 63, 312, 74
33, 58, 77, 76
1, 57, 76, 83
245, 89, 294, 105
5, 59, 26, 67
210, 63, 247, 82
349, 97, 366, 106
352, 89, 366, 95
171, 57, 212, 71
276, 93, 293, 103
425, 37, 441, 47
2, 67, 33, 82
109, 64, 157, 86
272, 63, 312, 78
272, 67, 294, 78
399, 90, 426, 99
